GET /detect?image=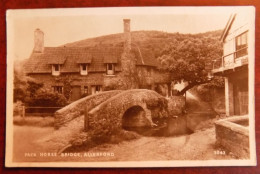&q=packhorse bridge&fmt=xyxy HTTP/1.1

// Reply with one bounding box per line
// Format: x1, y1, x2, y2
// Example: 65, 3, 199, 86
40, 89, 182, 153
55, 89, 168, 130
